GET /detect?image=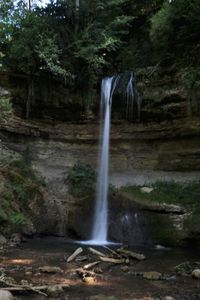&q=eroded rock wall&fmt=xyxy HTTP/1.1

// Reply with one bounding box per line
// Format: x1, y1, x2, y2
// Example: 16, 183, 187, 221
0, 116, 200, 237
